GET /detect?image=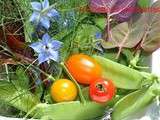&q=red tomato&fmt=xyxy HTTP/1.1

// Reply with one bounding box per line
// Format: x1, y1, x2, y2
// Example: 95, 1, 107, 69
89, 78, 116, 103
66, 54, 102, 85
